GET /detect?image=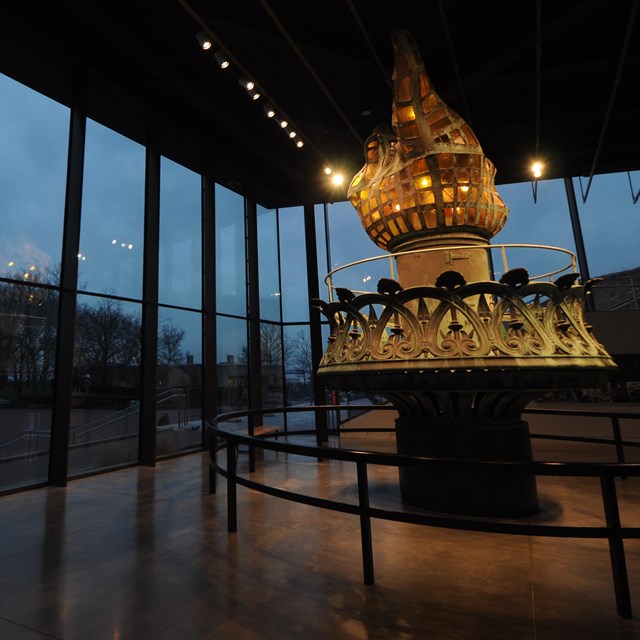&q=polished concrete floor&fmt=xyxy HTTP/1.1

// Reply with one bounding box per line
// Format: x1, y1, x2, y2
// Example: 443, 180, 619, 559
2, 419, 640, 639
